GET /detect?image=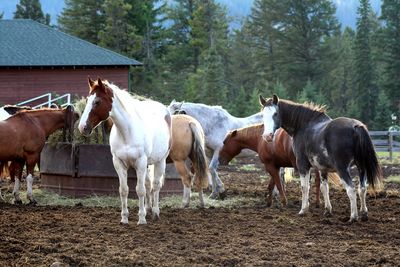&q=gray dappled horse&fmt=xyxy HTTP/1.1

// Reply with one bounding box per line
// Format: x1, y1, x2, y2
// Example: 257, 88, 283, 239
259, 95, 382, 222
168, 100, 263, 199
